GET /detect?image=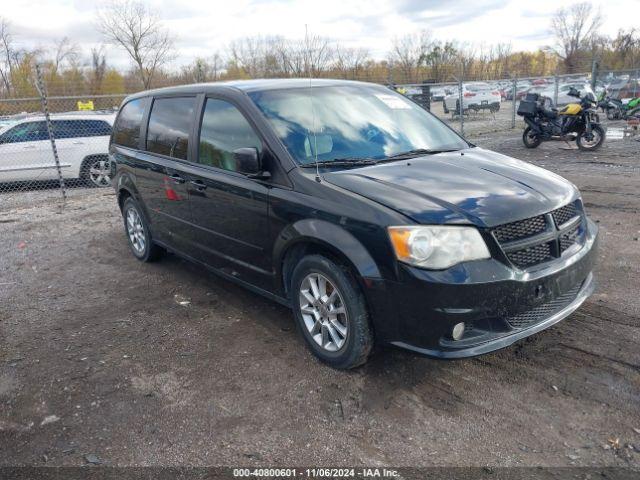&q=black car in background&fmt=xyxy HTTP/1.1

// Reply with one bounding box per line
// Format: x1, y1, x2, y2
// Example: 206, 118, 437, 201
110, 79, 598, 369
